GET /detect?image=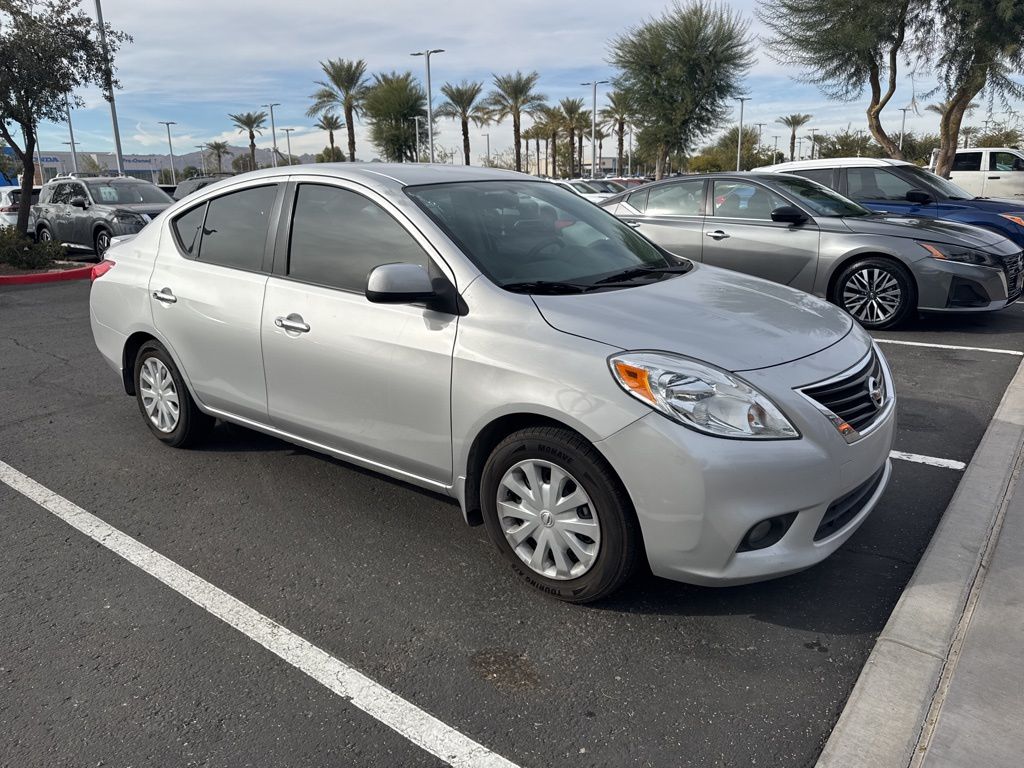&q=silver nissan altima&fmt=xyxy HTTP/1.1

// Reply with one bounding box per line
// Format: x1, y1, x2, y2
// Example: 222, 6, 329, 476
89, 164, 895, 603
